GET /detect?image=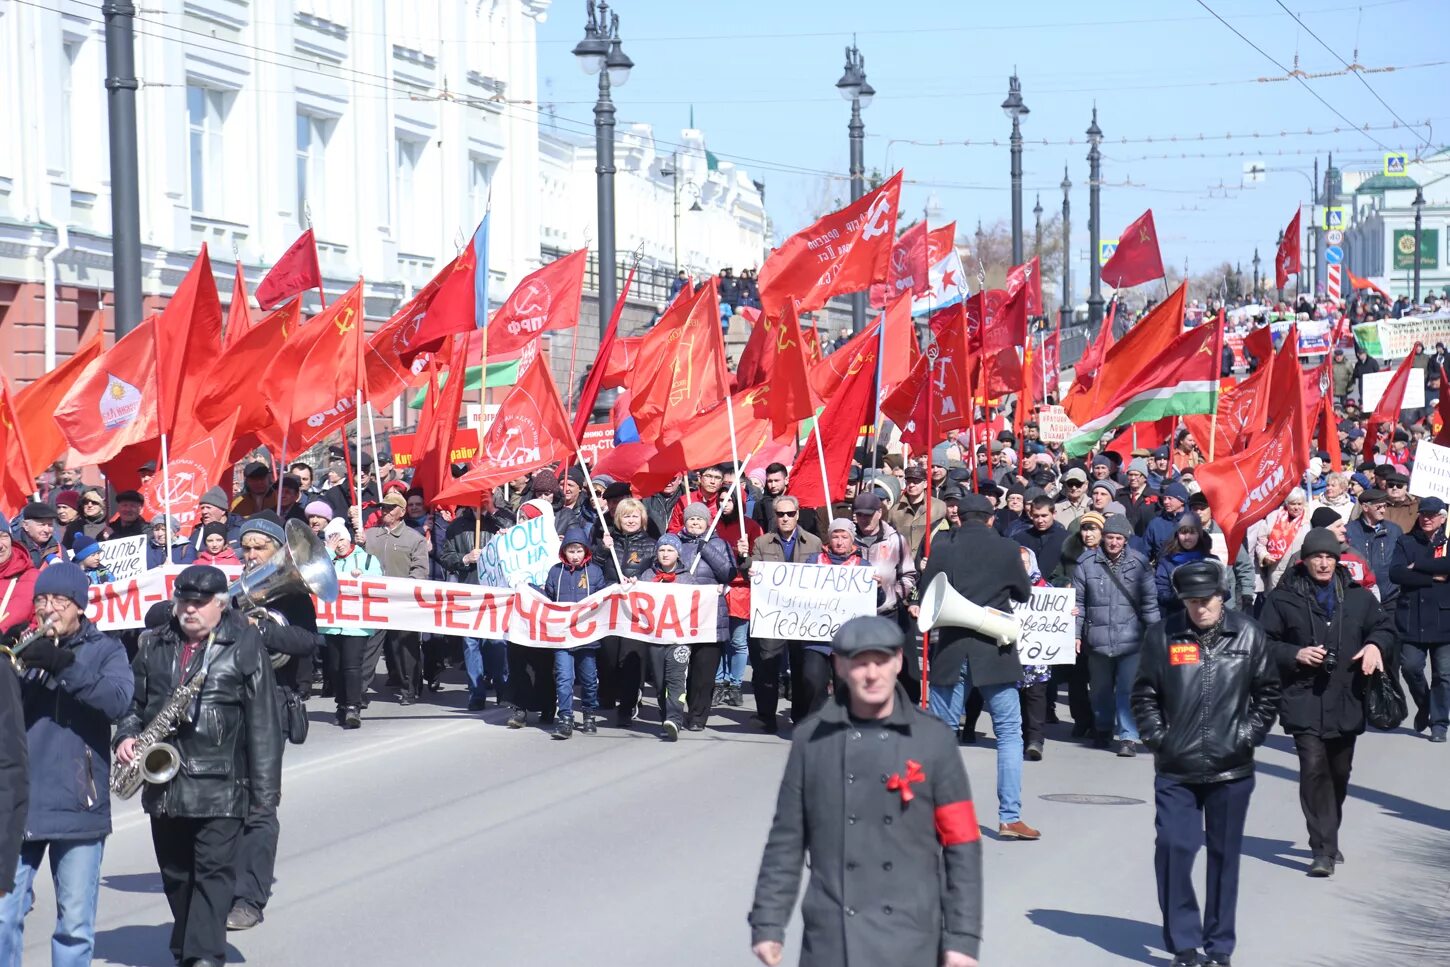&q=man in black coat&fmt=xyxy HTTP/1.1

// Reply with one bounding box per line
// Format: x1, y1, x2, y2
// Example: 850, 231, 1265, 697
749, 616, 983, 967
1387, 496, 1450, 740
921, 494, 1039, 840
1132, 560, 1280, 967
1259, 530, 1395, 877
1014, 495, 1069, 578
115, 565, 283, 967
